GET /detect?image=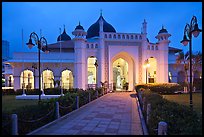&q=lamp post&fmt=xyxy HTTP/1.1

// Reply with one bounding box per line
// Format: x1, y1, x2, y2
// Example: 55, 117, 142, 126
26, 32, 49, 101
32, 63, 37, 89
143, 59, 150, 84
180, 16, 202, 109
94, 59, 98, 88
